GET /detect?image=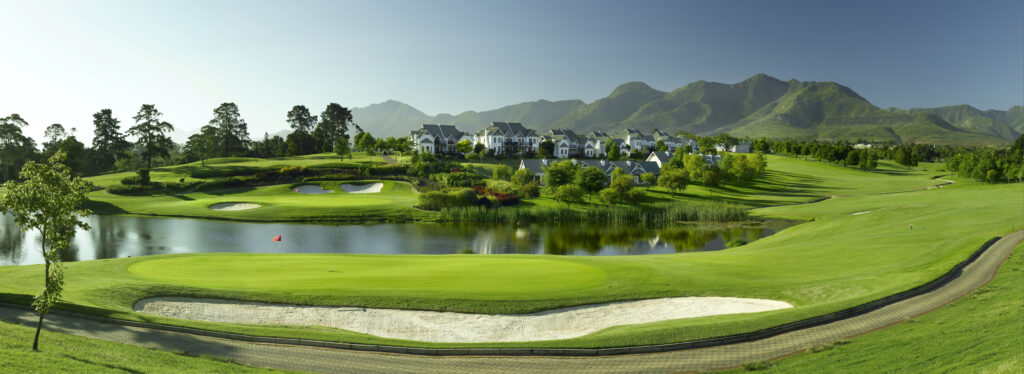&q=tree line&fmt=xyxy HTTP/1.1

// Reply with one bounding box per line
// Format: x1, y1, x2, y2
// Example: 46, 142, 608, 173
1, 102, 418, 182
